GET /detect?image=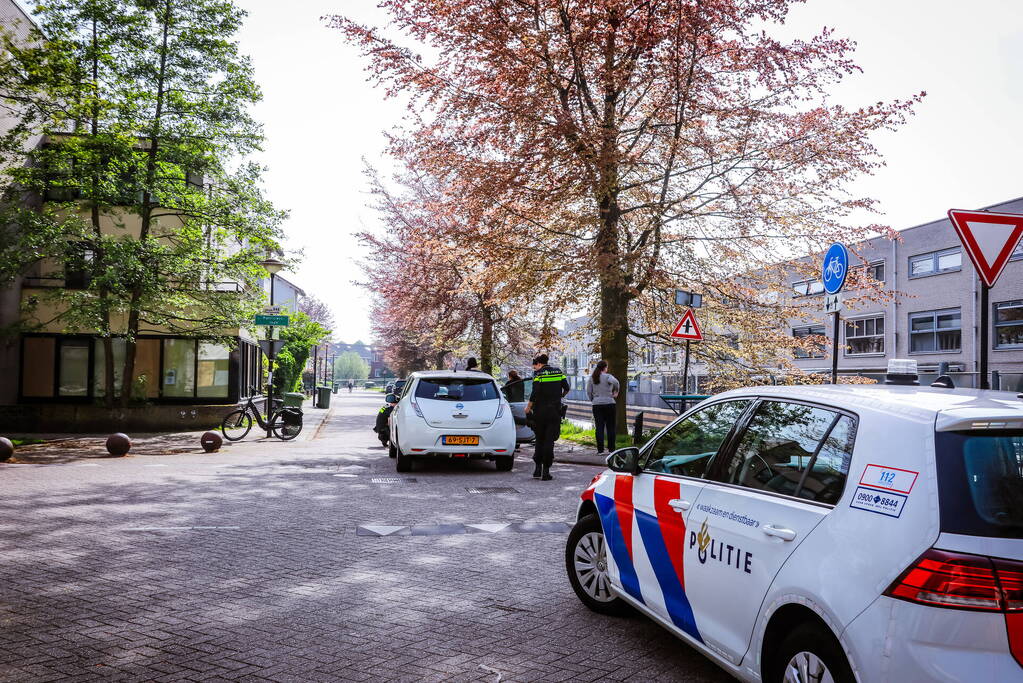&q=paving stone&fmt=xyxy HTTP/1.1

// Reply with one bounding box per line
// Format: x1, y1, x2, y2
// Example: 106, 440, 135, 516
0, 392, 730, 683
